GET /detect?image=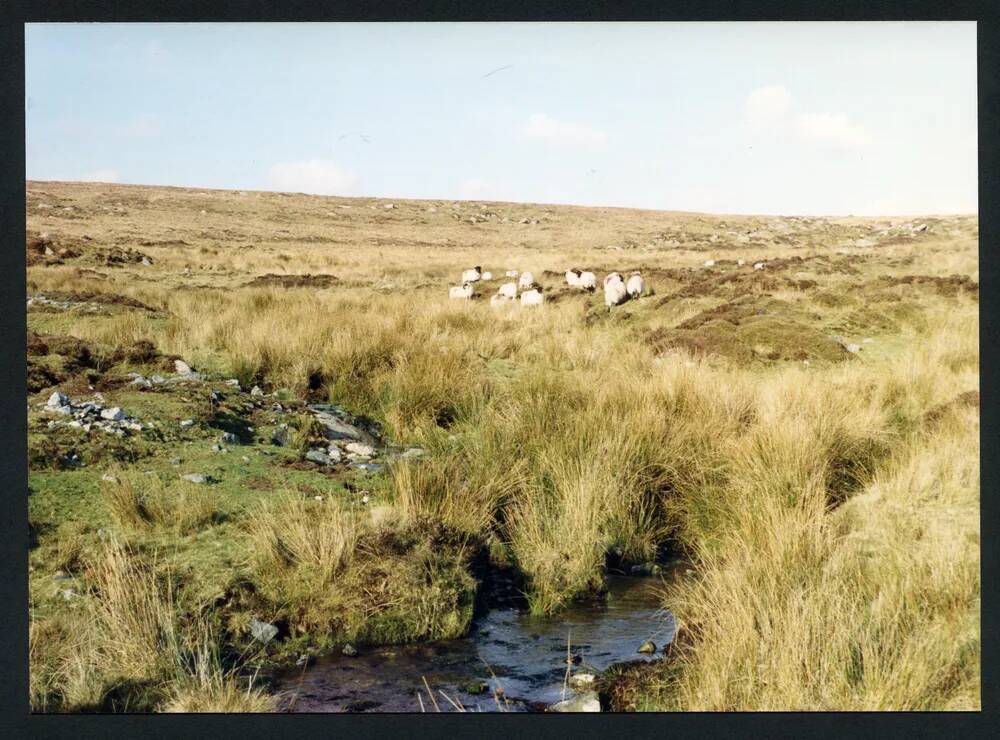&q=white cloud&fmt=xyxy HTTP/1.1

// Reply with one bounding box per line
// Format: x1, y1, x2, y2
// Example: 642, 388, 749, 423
78, 169, 120, 183
267, 159, 360, 195
120, 114, 162, 139
745, 85, 871, 150
745, 84, 793, 129
792, 112, 872, 150
523, 113, 607, 146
